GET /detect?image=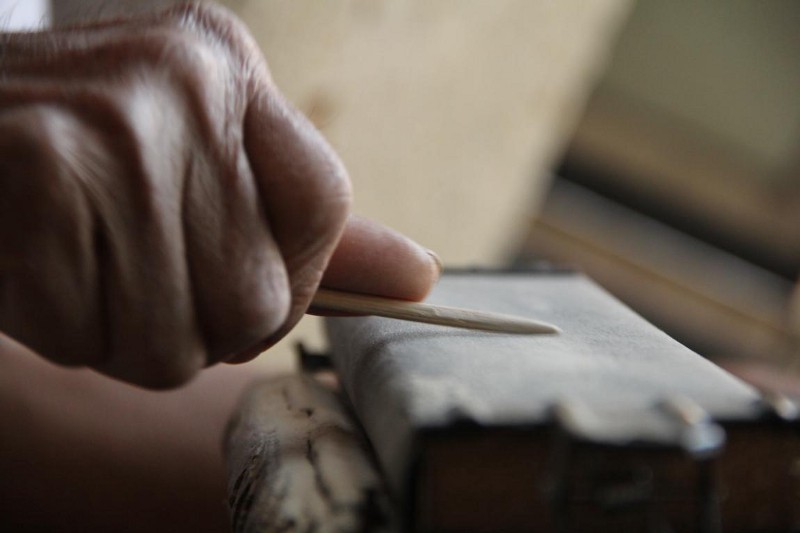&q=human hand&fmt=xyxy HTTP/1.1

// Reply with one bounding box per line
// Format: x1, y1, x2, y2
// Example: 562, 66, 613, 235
0, 3, 439, 388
